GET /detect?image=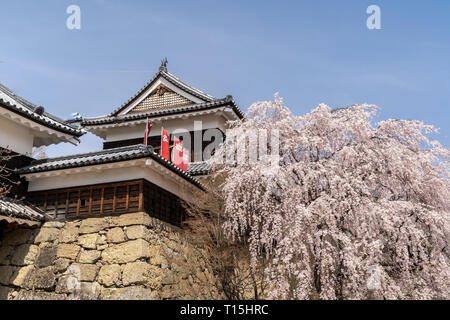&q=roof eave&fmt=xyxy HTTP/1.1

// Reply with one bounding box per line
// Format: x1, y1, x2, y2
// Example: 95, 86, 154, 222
19, 145, 205, 190
0, 99, 85, 138
81, 98, 244, 128
109, 69, 217, 117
